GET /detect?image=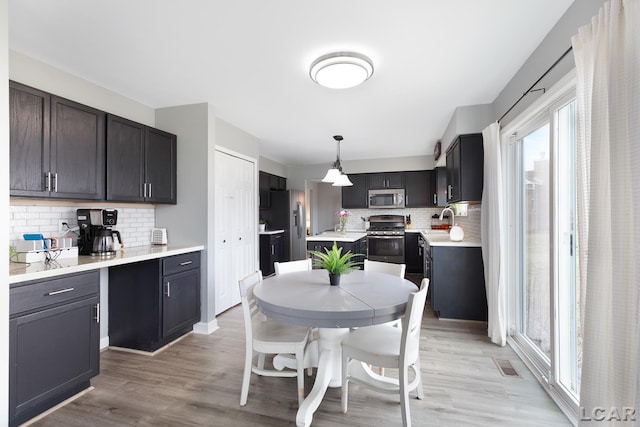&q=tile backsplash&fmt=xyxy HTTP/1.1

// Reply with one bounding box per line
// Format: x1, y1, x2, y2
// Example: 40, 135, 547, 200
343, 205, 482, 241
9, 203, 155, 249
